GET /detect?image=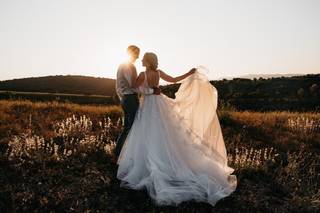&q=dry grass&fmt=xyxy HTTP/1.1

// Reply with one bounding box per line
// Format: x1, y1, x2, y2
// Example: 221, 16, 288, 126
230, 111, 320, 131
0, 100, 121, 139
0, 100, 319, 212
0, 99, 121, 115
